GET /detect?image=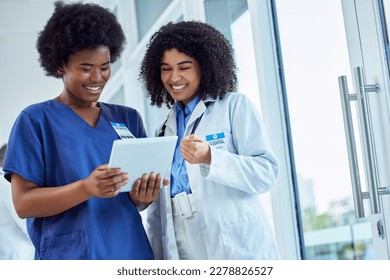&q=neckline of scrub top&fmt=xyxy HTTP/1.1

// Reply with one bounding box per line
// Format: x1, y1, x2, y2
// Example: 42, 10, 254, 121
50, 99, 103, 130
